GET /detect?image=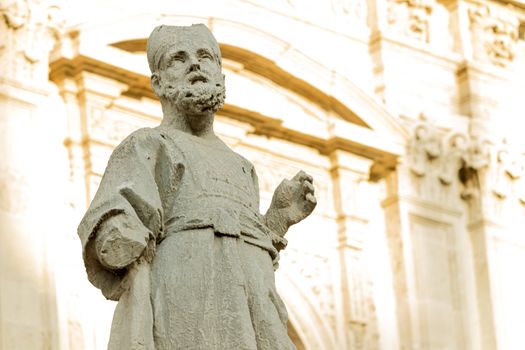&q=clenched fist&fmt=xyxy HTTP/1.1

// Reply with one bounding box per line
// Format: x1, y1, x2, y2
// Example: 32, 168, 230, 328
264, 170, 317, 237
